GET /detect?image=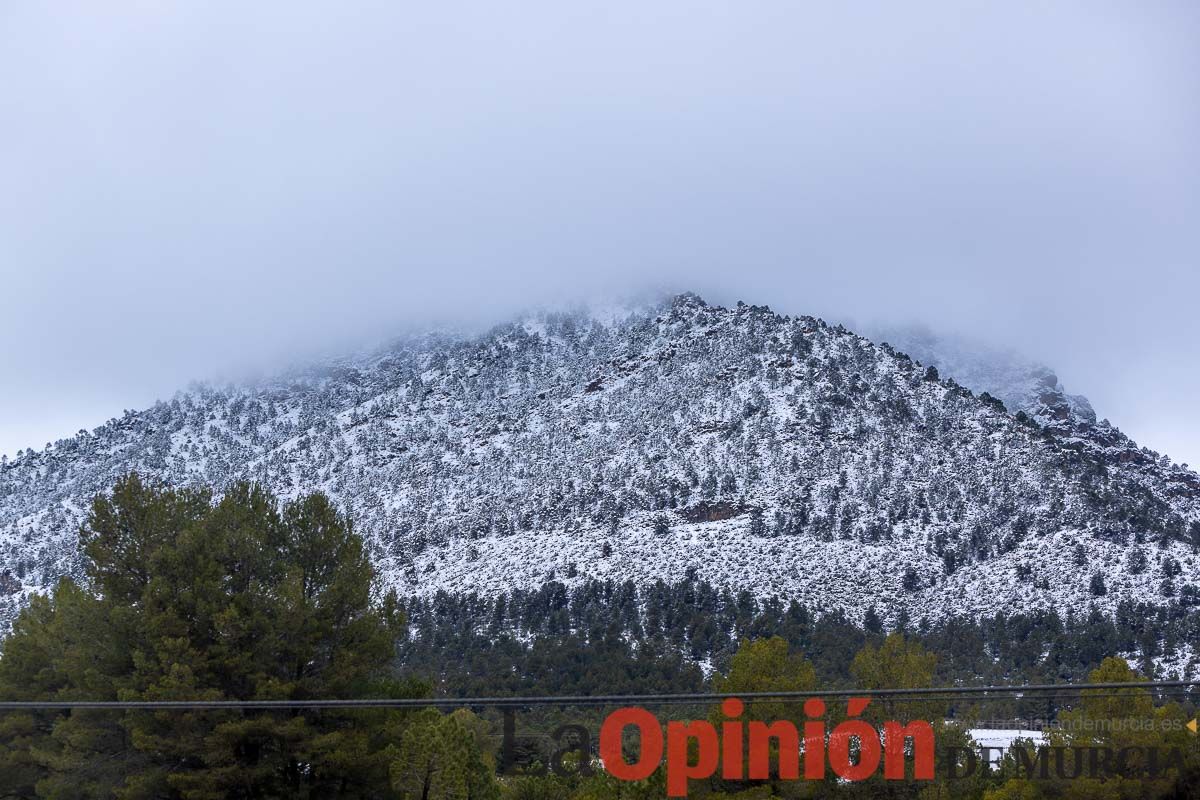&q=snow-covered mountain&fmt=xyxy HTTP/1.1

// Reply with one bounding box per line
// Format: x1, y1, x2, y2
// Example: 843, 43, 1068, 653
861, 322, 1198, 489
2, 293, 1198, 638
859, 323, 1100, 429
